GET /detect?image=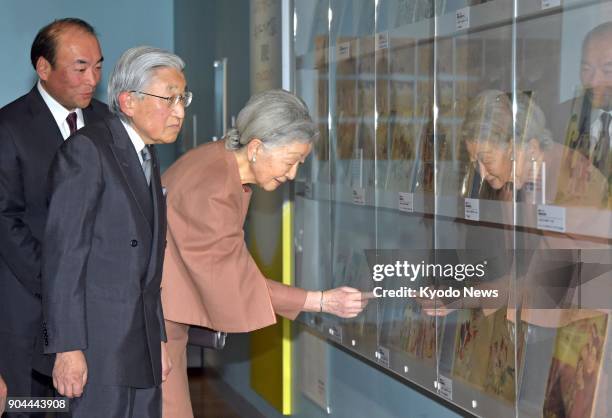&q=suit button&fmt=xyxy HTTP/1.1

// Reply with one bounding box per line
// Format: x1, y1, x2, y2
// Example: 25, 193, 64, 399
131, 240, 138, 247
